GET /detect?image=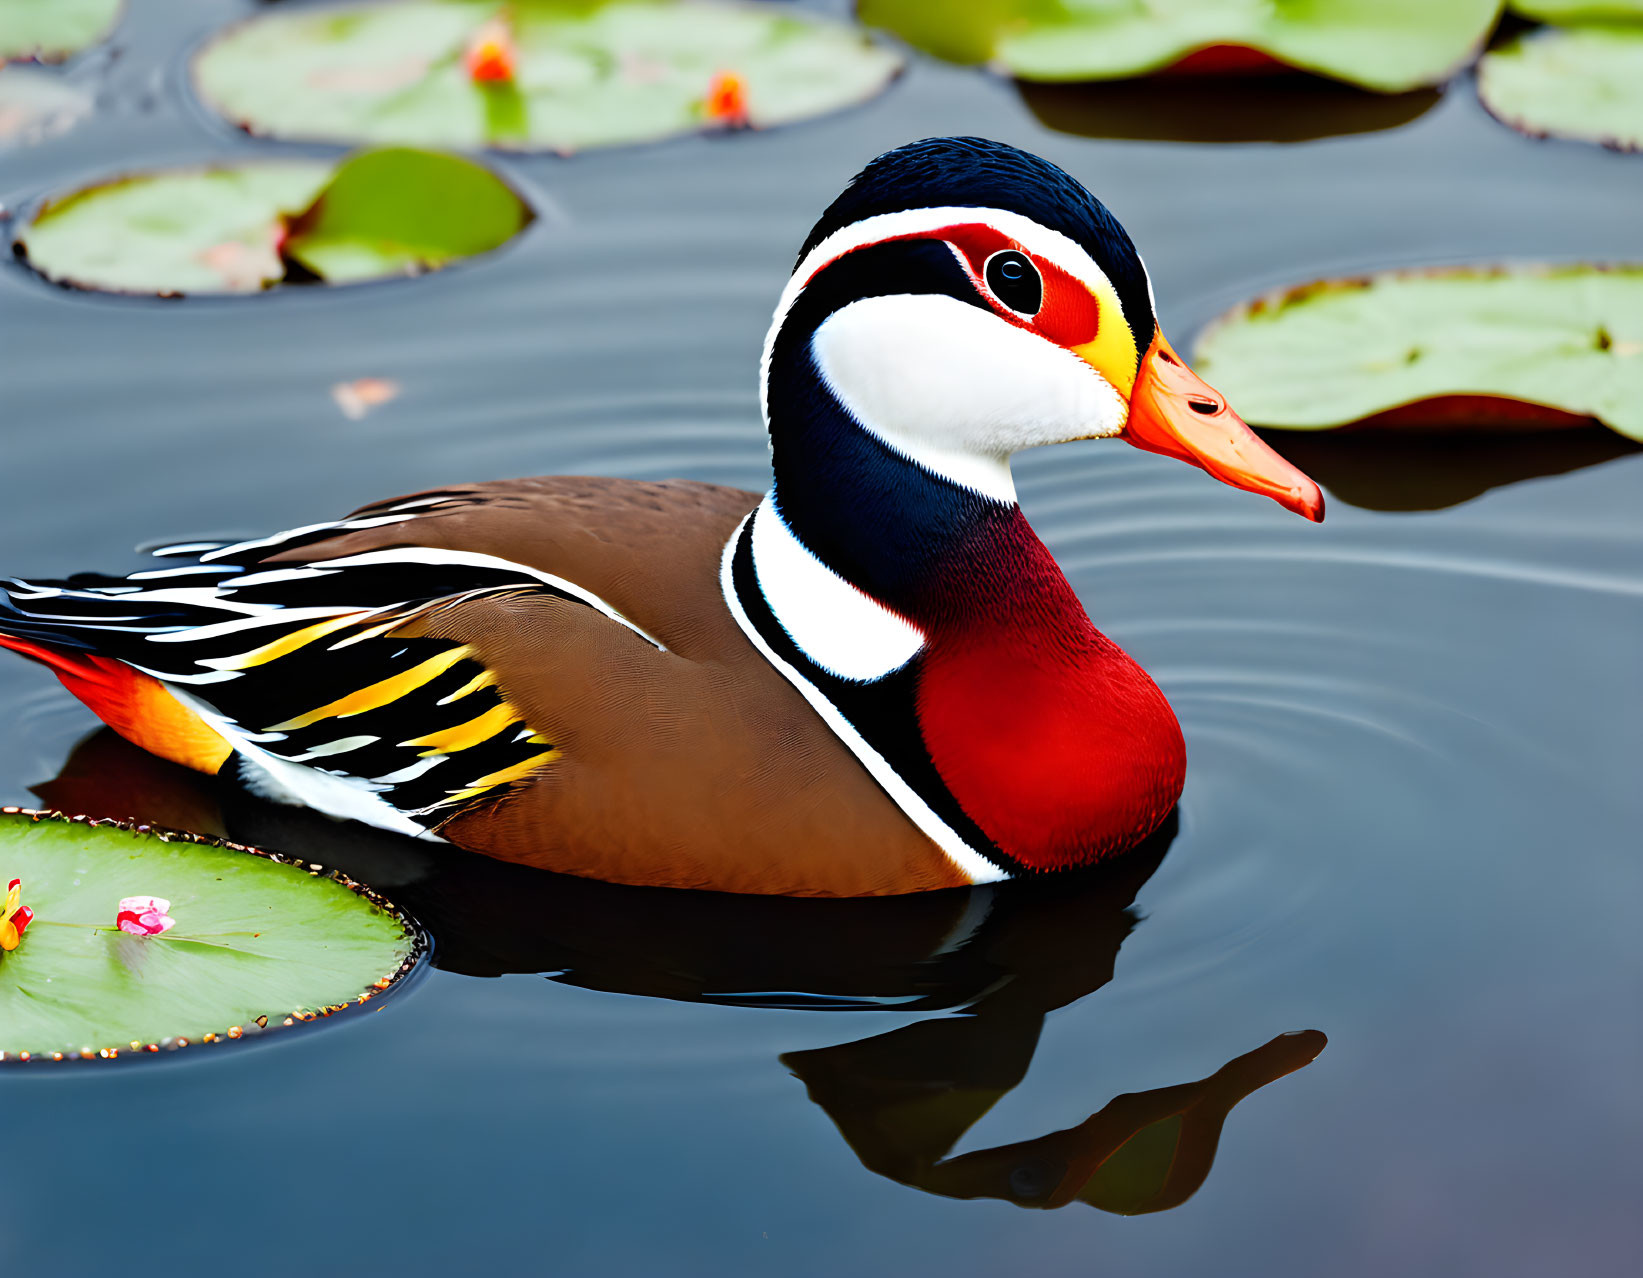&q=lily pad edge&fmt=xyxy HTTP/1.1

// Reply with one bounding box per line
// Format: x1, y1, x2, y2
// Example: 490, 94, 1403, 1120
10, 155, 538, 299
1191, 261, 1643, 434
1476, 25, 1643, 153
0, 807, 427, 1066
0, 0, 125, 64
187, 0, 907, 156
